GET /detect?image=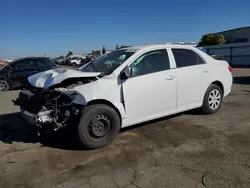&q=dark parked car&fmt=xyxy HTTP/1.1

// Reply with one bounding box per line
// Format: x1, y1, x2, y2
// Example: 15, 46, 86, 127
0, 57, 57, 91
